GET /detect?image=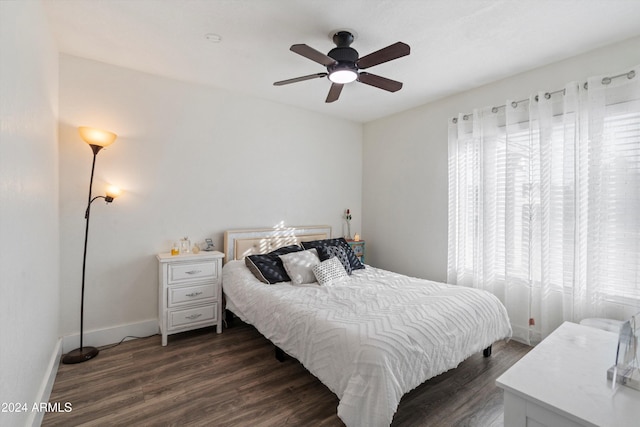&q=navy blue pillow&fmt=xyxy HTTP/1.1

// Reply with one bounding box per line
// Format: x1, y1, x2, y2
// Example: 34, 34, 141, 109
301, 238, 364, 271
316, 245, 353, 275
245, 245, 302, 284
